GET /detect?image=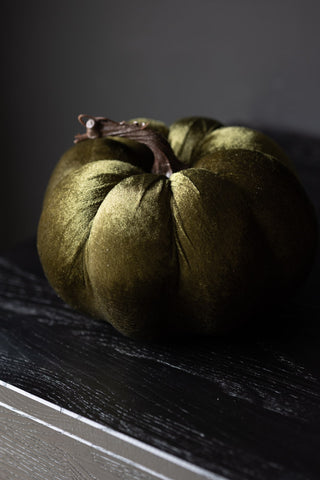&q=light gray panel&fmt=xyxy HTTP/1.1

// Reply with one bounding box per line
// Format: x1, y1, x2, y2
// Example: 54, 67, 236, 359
0, 382, 224, 480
